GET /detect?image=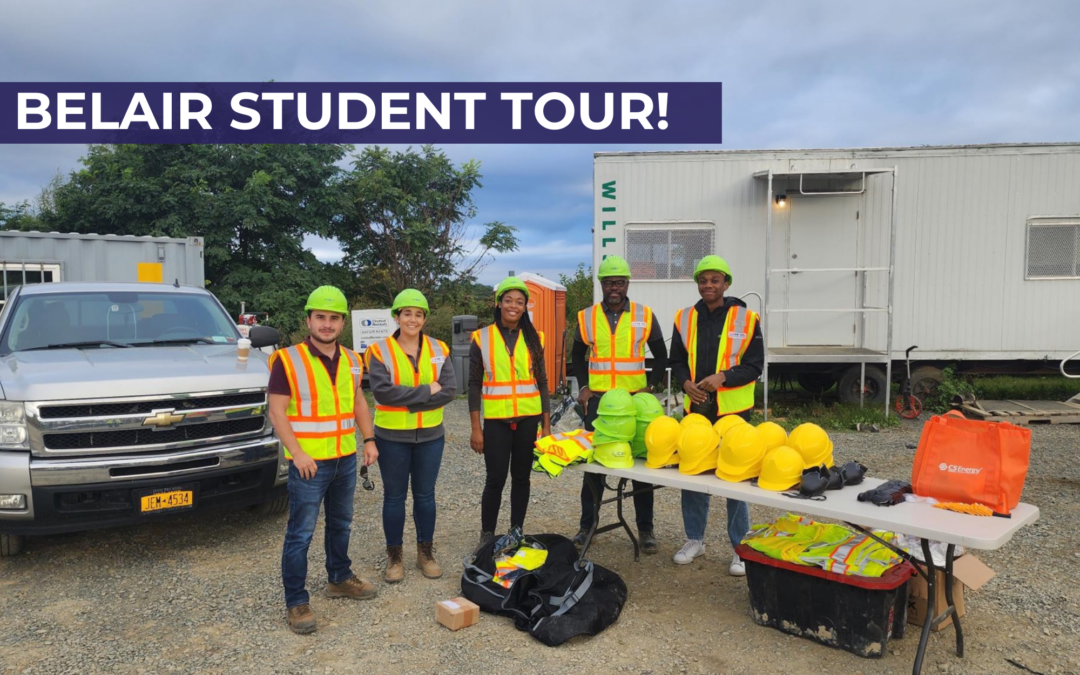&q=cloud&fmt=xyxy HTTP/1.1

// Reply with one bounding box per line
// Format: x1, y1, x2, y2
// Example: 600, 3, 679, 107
3, 0, 1079, 285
